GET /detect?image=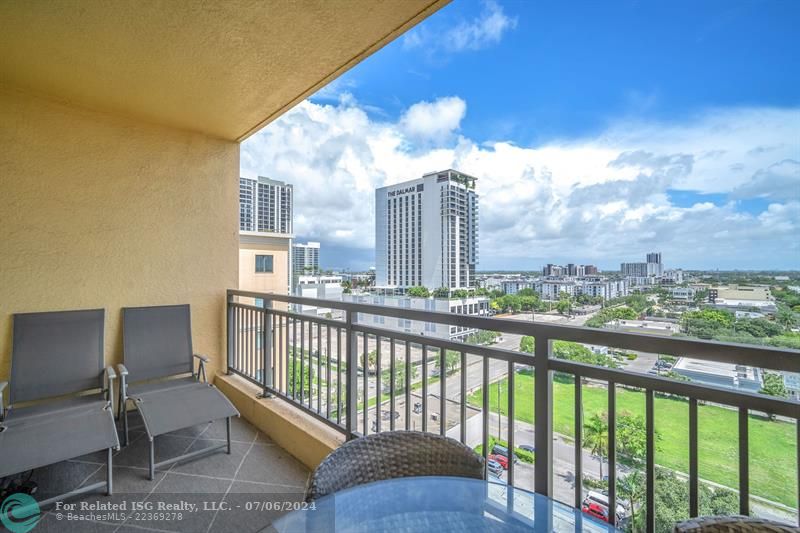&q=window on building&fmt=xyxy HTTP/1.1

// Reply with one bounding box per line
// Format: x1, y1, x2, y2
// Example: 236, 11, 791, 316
255, 255, 274, 273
